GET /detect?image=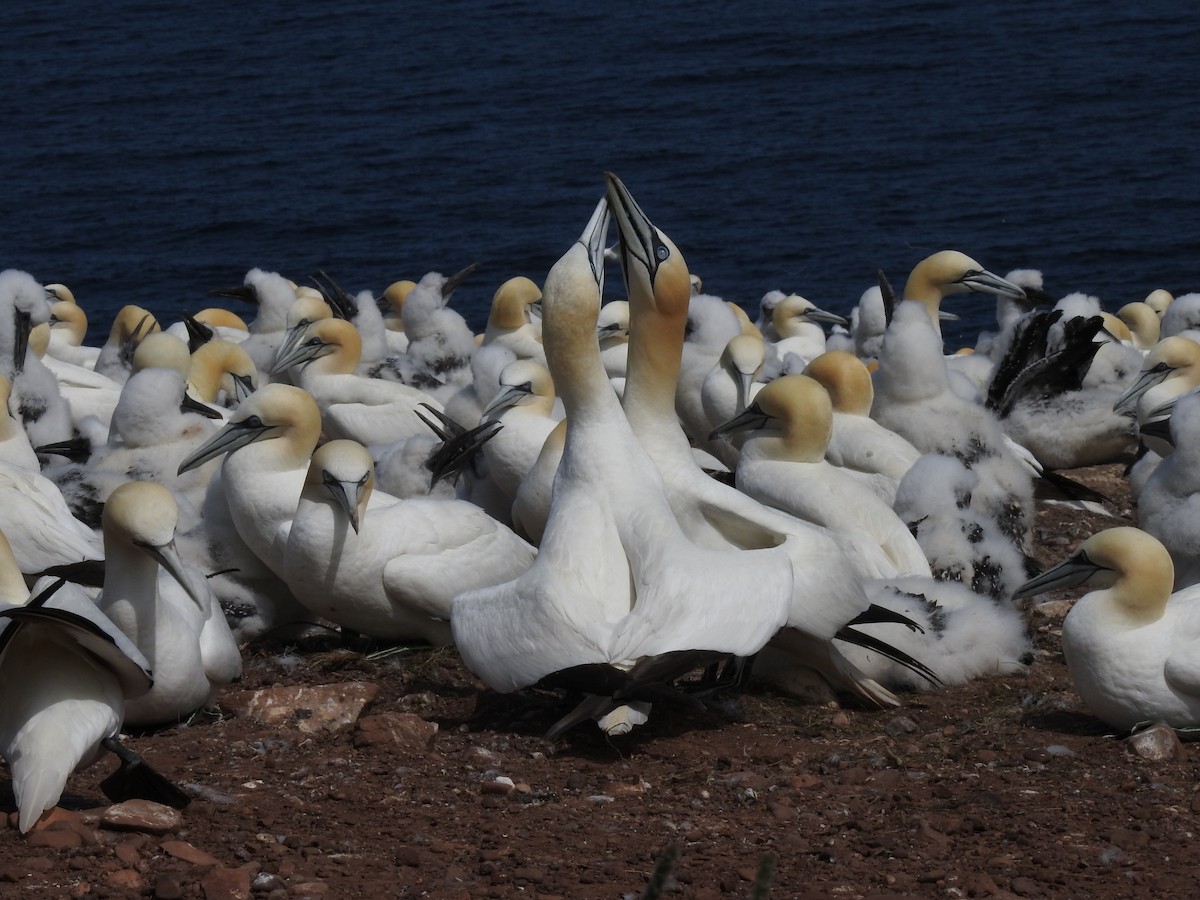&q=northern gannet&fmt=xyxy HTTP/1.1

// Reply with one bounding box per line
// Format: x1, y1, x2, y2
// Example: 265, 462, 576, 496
1015, 527, 1200, 732
272, 317, 444, 449
285, 439, 534, 642
1136, 391, 1200, 589
44, 298, 100, 368
605, 172, 920, 706
92, 304, 161, 384
97, 481, 241, 727
712, 374, 930, 578
479, 359, 561, 505
453, 196, 791, 737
